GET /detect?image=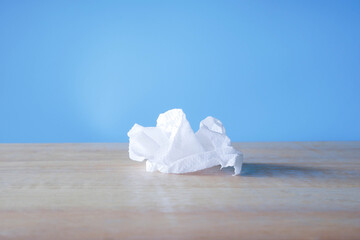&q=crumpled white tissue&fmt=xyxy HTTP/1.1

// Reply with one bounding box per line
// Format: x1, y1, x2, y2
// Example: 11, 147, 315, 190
127, 109, 243, 175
